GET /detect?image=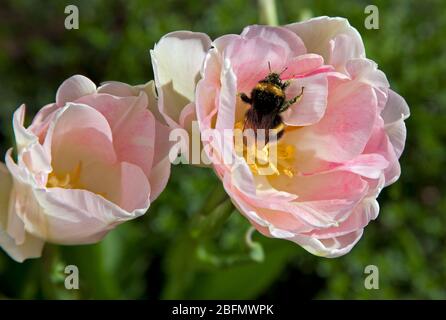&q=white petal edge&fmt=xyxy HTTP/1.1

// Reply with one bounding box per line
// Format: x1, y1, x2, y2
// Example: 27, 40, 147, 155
382, 90, 410, 158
